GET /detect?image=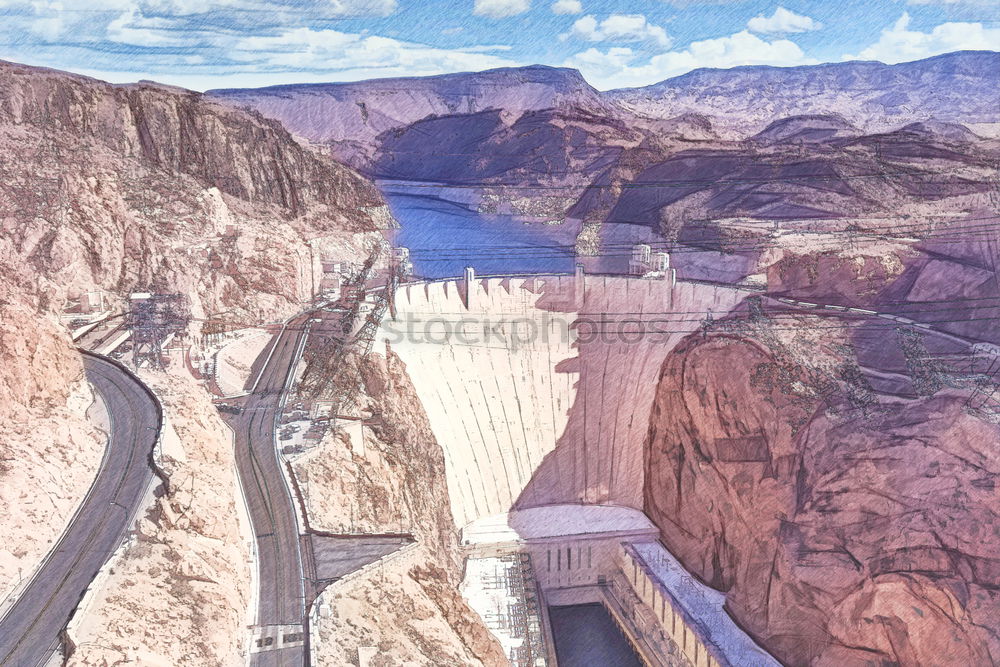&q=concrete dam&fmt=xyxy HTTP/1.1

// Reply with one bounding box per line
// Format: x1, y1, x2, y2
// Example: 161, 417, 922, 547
377, 268, 779, 667
381, 269, 743, 527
